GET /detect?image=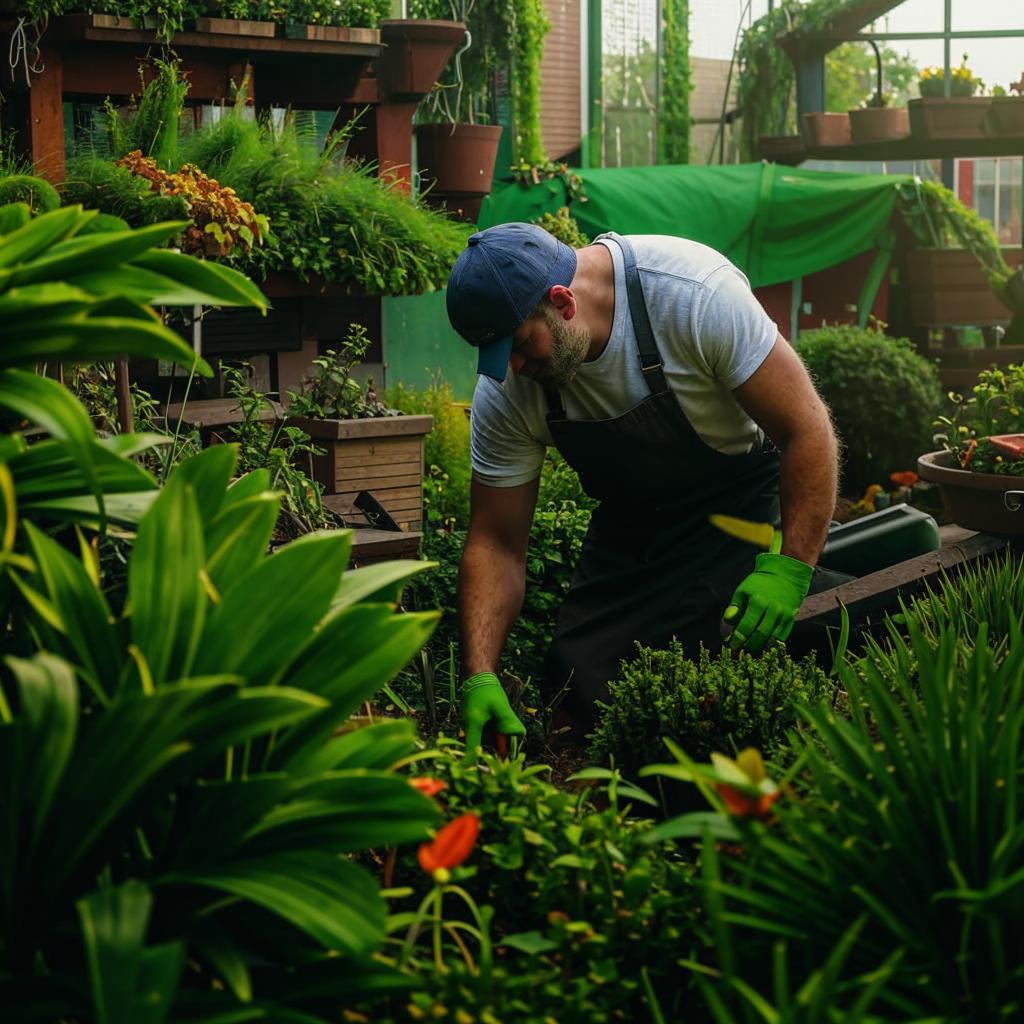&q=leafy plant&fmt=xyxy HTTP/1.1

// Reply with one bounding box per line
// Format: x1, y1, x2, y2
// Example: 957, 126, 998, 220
116, 150, 269, 258
532, 206, 590, 248
590, 641, 833, 781
795, 323, 942, 494
2, 444, 443, 1020
287, 324, 396, 420
645, 620, 1024, 1021
658, 0, 691, 164
919, 53, 984, 98
61, 155, 192, 226
287, 0, 389, 26
0, 174, 60, 213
